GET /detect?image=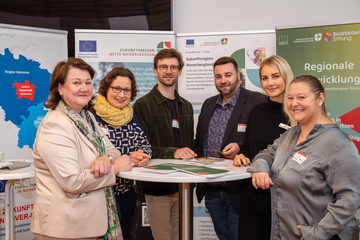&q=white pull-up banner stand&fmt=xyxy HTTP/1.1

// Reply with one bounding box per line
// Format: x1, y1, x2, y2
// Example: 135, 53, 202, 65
0, 23, 67, 240
0, 23, 68, 160
176, 30, 275, 240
